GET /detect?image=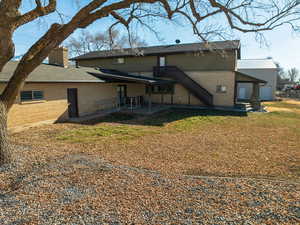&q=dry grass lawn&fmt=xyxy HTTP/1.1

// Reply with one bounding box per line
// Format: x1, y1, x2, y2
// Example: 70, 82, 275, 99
11, 99, 300, 181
